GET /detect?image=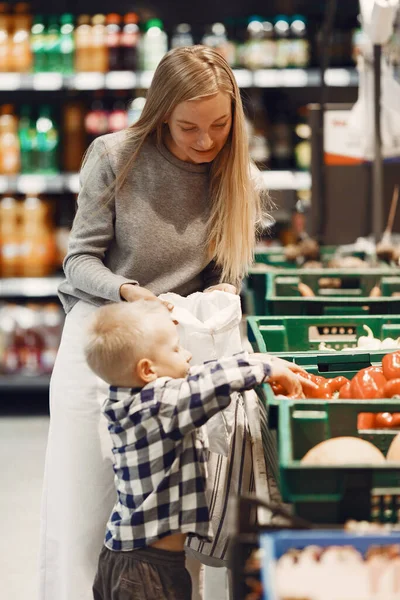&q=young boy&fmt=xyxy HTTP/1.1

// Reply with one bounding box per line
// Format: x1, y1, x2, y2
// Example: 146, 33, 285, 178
84, 300, 306, 600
